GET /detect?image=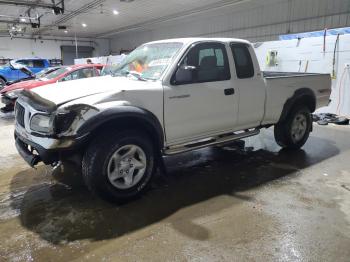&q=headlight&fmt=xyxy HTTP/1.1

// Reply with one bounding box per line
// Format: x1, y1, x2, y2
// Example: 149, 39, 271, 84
6, 89, 23, 99
30, 114, 53, 133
